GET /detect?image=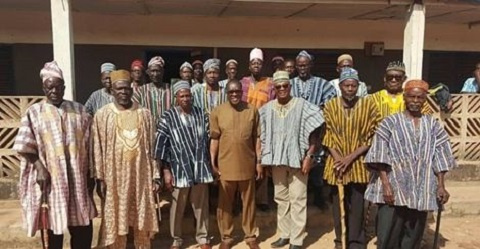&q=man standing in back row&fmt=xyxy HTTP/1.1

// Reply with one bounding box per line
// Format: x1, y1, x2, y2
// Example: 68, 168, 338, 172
219, 59, 238, 89
133, 56, 173, 121
329, 54, 368, 97
240, 48, 276, 211
85, 62, 116, 115
291, 50, 336, 210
